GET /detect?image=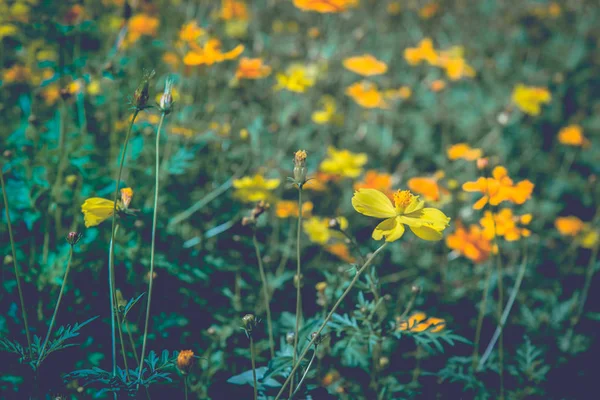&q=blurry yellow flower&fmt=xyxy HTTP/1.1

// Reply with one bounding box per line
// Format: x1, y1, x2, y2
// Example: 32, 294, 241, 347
274, 64, 317, 93
343, 54, 388, 76
446, 221, 494, 263
233, 174, 280, 203
354, 170, 393, 198
163, 52, 181, 69
352, 189, 450, 241
419, 3, 439, 19
219, 0, 249, 21
3, 64, 31, 83
170, 126, 194, 138
0, 24, 18, 39
68, 80, 84, 95
580, 229, 599, 249
555, 216, 584, 237
404, 38, 438, 66
387, 2, 401, 15
558, 124, 590, 148
303, 216, 348, 244
293, 0, 358, 13
384, 86, 412, 101
436, 46, 476, 80
480, 209, 532, 241
81, 187, 134, 228
235, 57, 272, 79
462, 166, 534, 210
10, 2, 30, 22
447, 143, 483, 161
397, 312, 445, 333
345, 81, 388, 109
511, 84, 551, 116
320, 146, 367, 178
275, 200, 313, 218
303, 172, 334, 191
312, 96, 343, 125
184, 39, 244, 66
308, 27, 320, 38
179, 21, 205, 43
40, 85, 61, 106
126, 14, 160, 45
